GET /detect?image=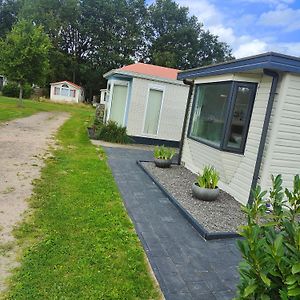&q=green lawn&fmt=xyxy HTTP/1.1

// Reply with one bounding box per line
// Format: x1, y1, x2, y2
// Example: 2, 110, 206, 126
0, 96, 91, 122
1, 97, 160, 299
